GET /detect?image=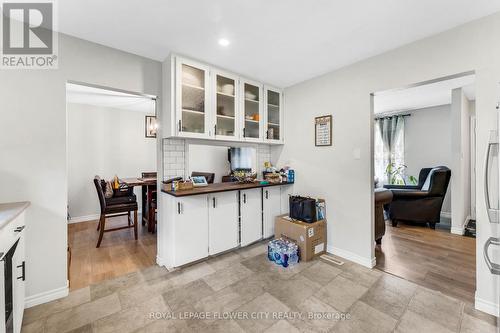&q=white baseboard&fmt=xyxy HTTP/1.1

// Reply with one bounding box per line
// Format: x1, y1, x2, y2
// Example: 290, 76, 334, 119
68, 214, 100, 224
327, 245, 375, 269
156, 255, 165, 267
440, 211, 451, 219
25, 281, 69, 308
451, 226, 465, 235
68, 212, 142, 224
475, 294, 499, 316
